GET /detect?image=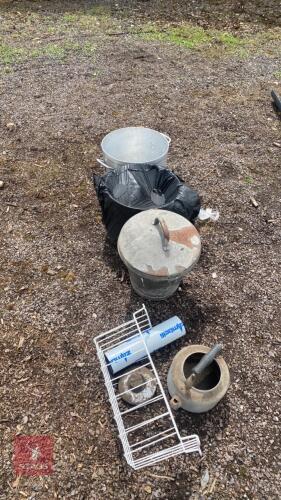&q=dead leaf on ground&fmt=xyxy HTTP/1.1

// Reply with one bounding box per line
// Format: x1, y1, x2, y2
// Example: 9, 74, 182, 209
12, 475, 21, 489
18, 336, 25, 348
64, 271, 76, 282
